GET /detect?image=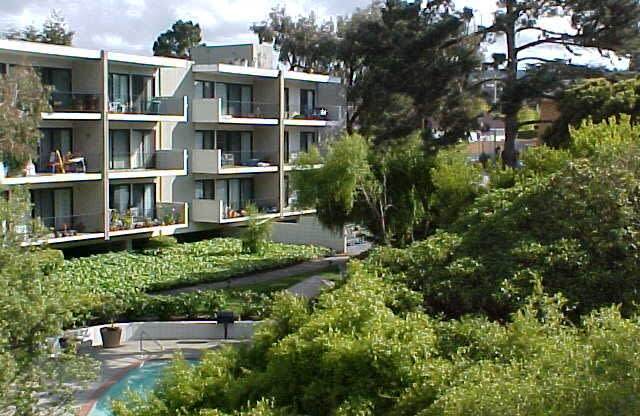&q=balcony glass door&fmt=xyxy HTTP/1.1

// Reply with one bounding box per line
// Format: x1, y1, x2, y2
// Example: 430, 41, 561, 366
110, 130, 130, 169
109, 73, 130, 112
32, 188, 72, 230
218, 178, 253, 211
300, 132, 317, 153
131, 130, 154, 169
195, 131, 215, 149
216, 131, 252, 164
300, 89, 315, 116
39, 129, 72, 172
110, 183, 155, 219
39, 68, 72, 110
225, 84, 252, 117
132, 75, 154, 113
